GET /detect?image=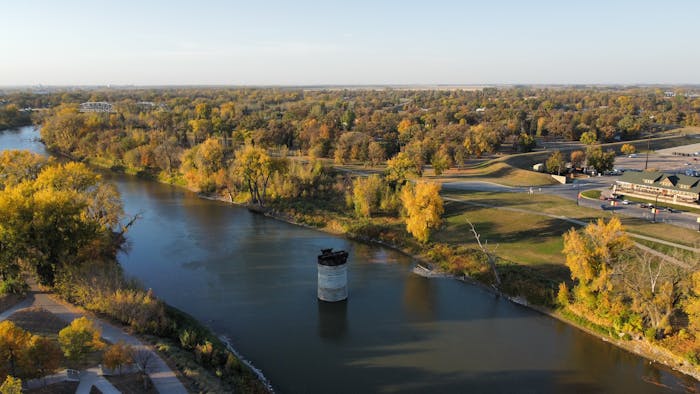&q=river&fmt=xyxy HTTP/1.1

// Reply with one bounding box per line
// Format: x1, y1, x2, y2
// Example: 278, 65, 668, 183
1, 125, 696, 393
